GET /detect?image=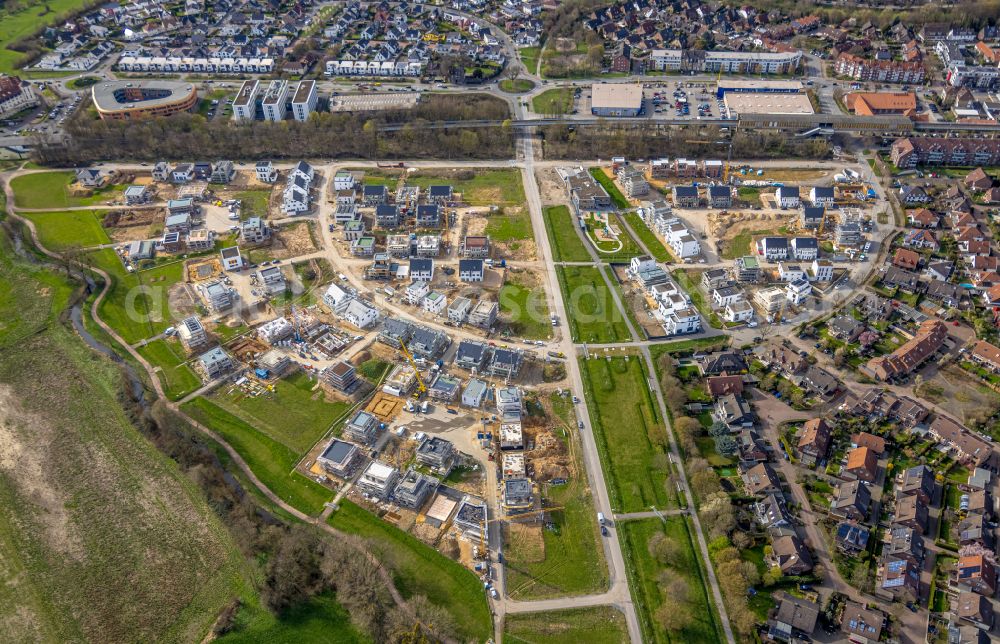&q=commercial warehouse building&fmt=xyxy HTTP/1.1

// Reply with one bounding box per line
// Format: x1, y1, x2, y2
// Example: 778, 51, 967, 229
590, 83, 643, 117
723, 92, 814, 116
